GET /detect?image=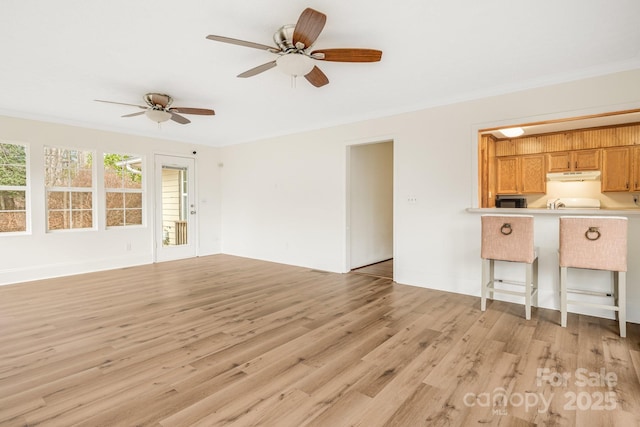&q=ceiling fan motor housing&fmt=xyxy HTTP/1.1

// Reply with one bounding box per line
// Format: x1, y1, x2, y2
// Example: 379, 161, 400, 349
273, 25, 297, 52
